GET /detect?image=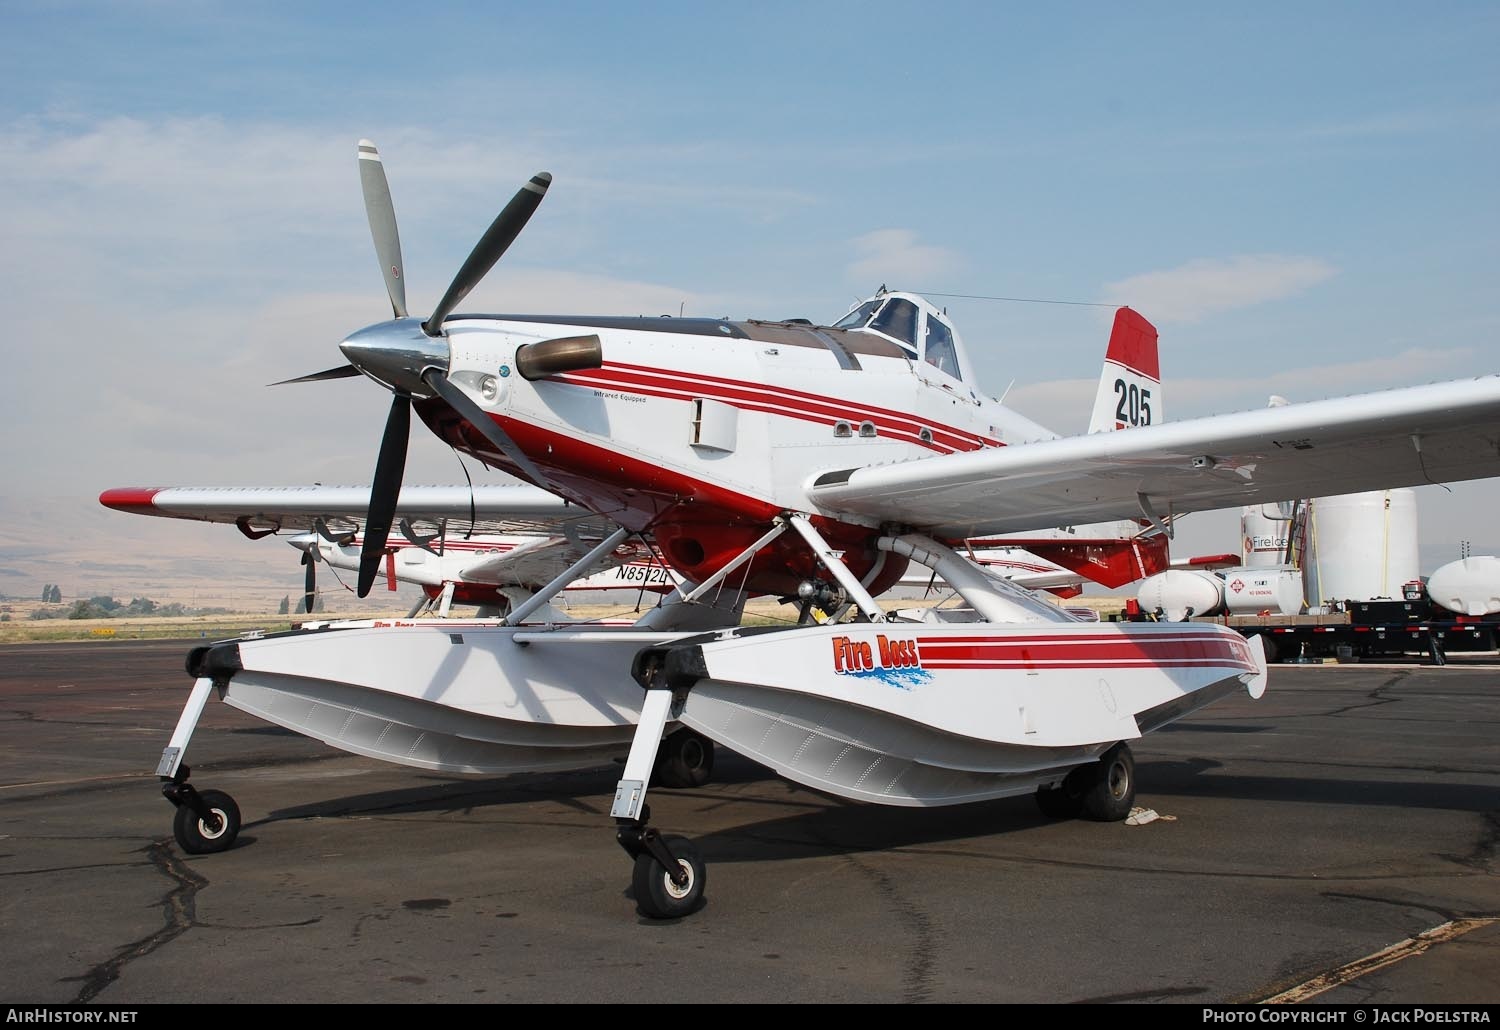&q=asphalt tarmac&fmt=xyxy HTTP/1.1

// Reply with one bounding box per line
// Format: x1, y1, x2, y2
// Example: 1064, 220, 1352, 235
1, 640, 1497, 1004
